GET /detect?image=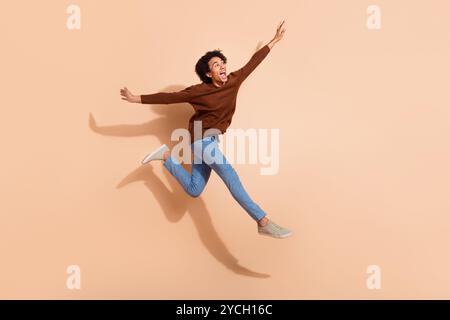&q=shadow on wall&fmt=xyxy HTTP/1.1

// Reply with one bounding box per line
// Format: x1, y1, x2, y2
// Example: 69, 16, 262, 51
89, 85, 270, 278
